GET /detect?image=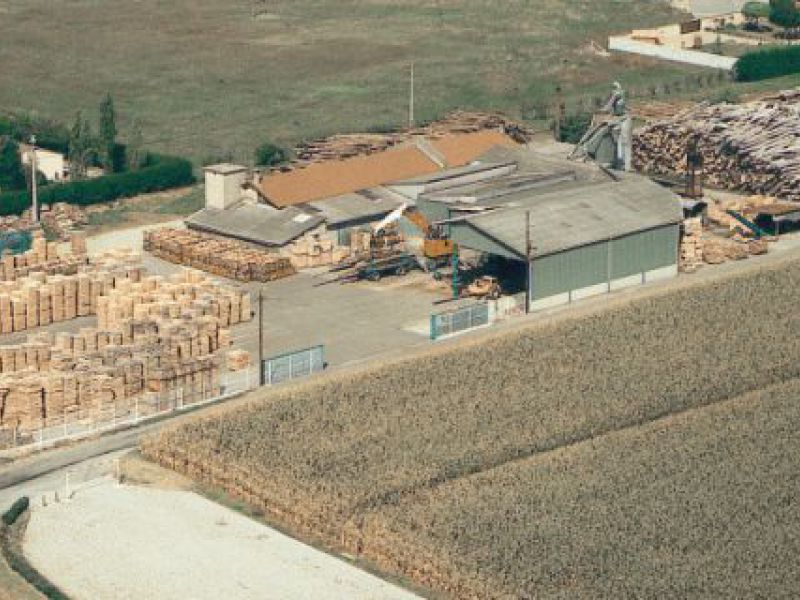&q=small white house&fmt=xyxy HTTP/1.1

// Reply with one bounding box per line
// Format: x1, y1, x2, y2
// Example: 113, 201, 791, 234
19, 144, 69, 182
